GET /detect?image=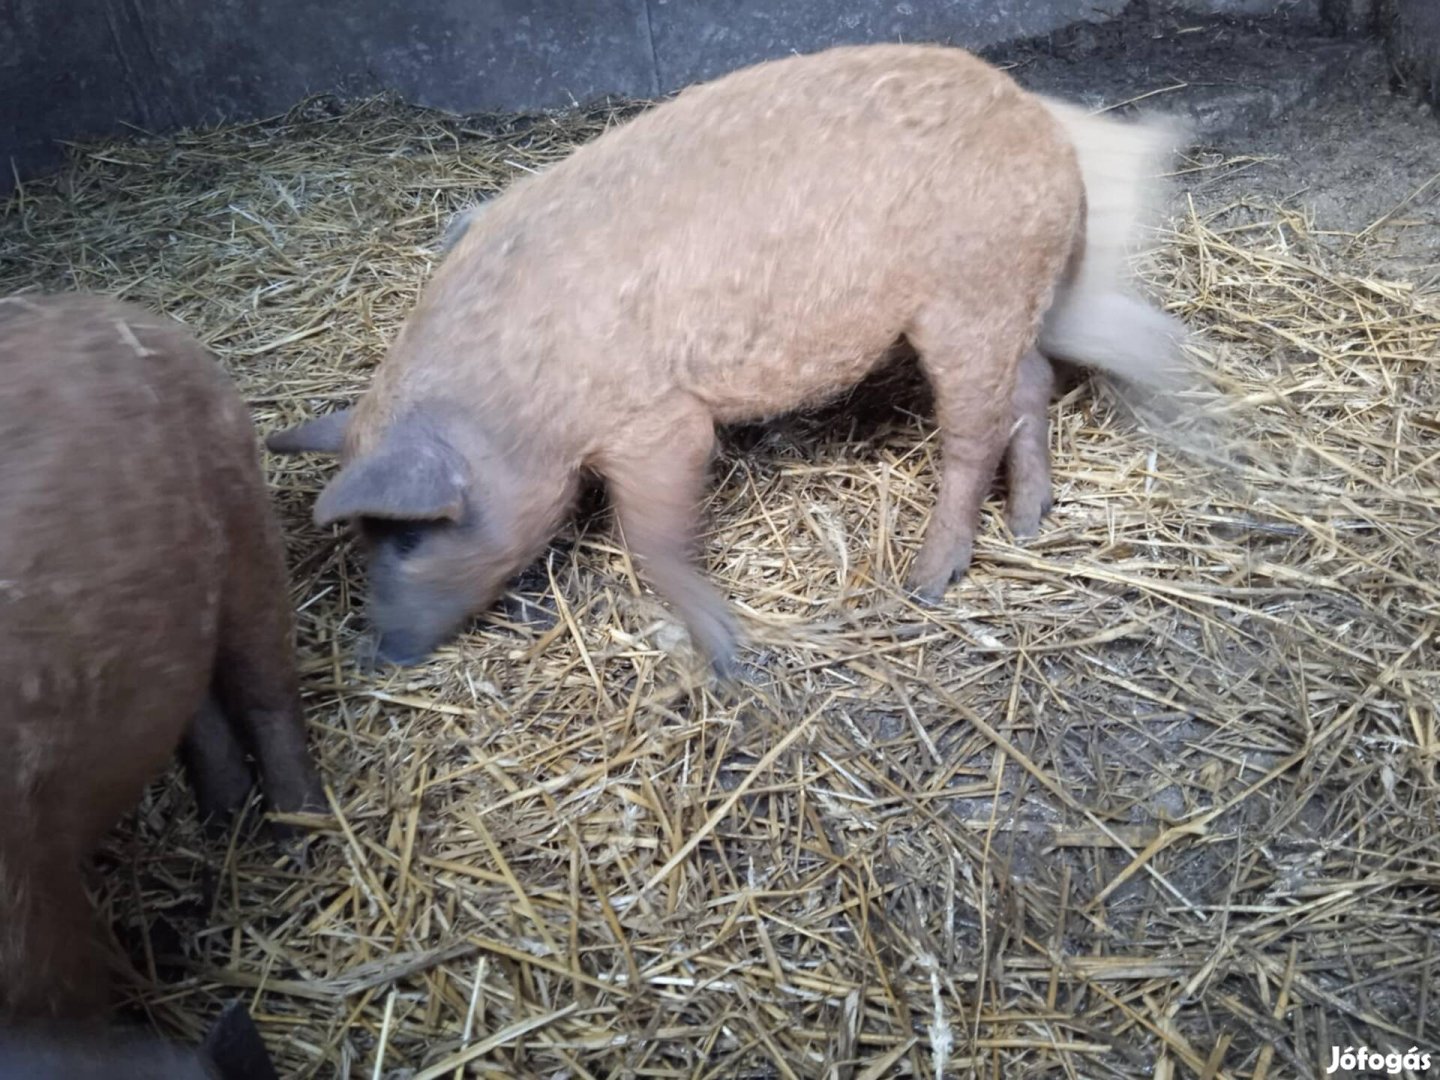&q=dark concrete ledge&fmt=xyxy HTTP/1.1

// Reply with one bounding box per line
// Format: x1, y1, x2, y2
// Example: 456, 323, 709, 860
3, 1, 1330, 190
